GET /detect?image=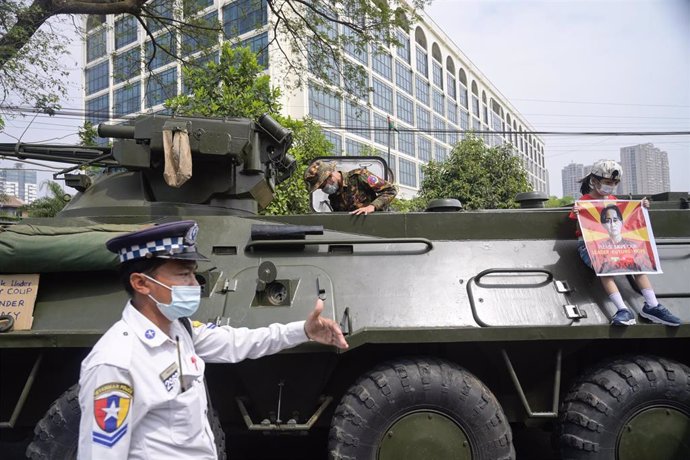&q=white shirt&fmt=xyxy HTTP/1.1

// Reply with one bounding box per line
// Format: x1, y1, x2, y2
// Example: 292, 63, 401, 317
78, 302, 308, 459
